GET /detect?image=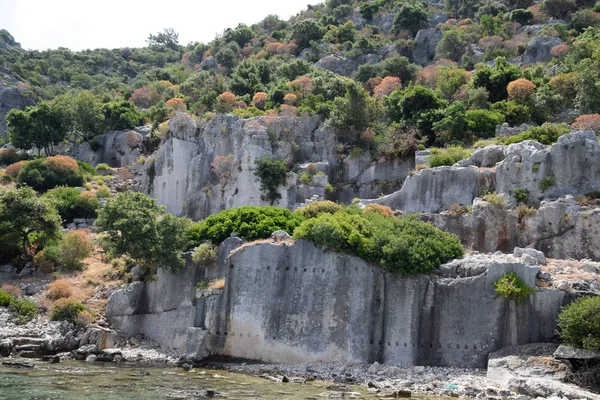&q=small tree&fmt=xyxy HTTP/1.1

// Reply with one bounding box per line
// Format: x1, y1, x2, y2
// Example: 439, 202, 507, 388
393, 1, 428, 35
0, 187, 61, 262
254, 156, 287, 205
374, 76, 402, 98
507, 78, 537, 103
96, 192, 190, 272
329, 82, 382, 142
147, 27, 179, 50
